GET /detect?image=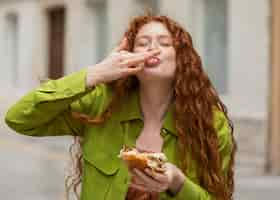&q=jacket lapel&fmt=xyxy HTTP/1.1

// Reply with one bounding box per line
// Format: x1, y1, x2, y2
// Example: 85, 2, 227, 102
118, 87, 177, 136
